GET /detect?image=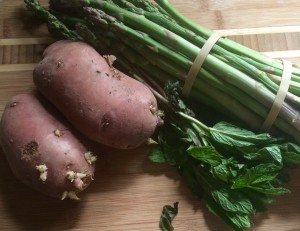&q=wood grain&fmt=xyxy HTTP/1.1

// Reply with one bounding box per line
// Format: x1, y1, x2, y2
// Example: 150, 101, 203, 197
1, 1, 300, 231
